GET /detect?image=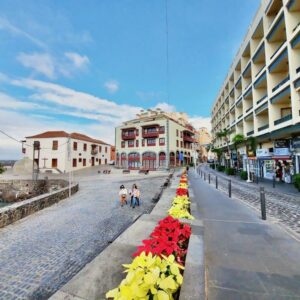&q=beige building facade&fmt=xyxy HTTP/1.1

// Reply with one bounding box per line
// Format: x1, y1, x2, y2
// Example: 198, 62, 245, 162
115, 109, 196, 170
198, 127, 213, 162
211, 0, 300, 181
23, 131, 112, 173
